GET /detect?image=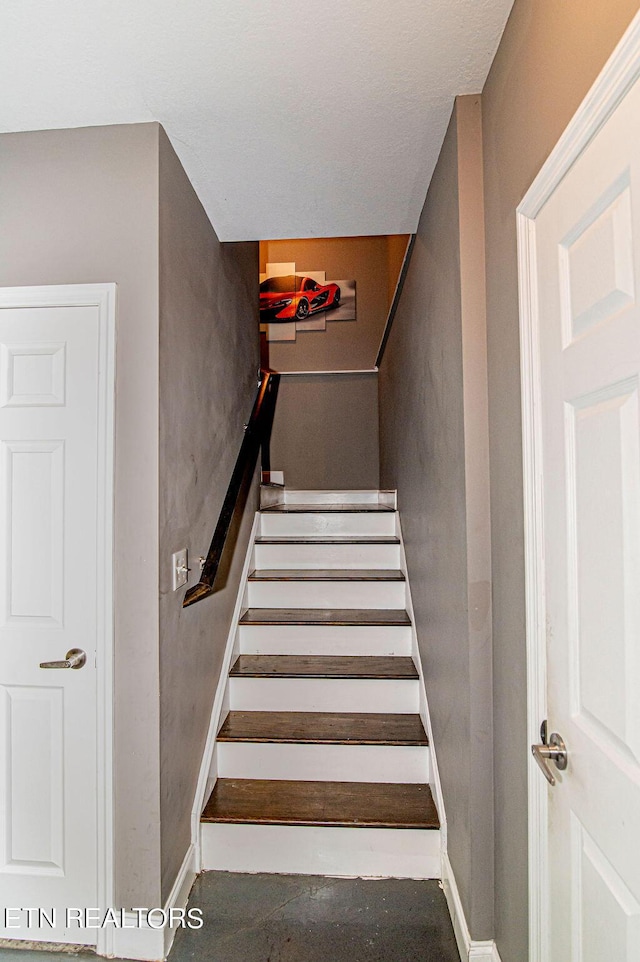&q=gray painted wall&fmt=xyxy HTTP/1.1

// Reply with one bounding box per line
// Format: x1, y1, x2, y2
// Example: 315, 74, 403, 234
158, 129, 259, 900
0, 122, 260, 910
378, 98, 494, 939
481, 2, 640, 959
271, 373, 380, 489
0, 123, 162, 907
